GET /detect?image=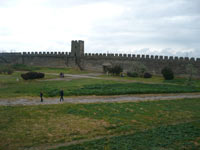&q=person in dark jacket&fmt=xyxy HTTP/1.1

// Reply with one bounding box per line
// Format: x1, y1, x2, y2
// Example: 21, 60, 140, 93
60, 89, 64, 102
40, 91, 43, 102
